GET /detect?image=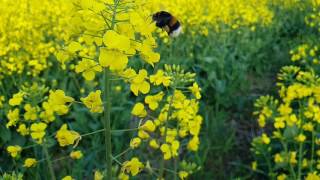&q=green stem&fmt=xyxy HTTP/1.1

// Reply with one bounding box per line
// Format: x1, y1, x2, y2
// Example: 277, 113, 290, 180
43, 145, 56, 180
280, 140, 296, 179
174, 158, 178, 180
297, 142, 304, 180
159, 87, 176, 179
102, 69, 112, 180
310, 131, 315, 171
